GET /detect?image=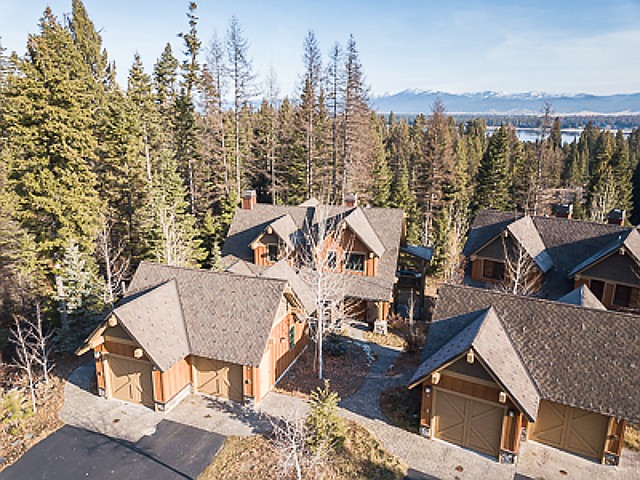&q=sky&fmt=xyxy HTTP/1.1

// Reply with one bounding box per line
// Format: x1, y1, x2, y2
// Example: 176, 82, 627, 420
1, 0, 639, 98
